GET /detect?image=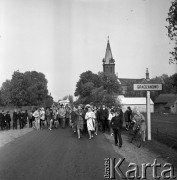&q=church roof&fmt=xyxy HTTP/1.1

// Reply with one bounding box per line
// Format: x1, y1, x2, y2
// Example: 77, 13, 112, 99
118, 78, 144, 86
103, 39, 115, 64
